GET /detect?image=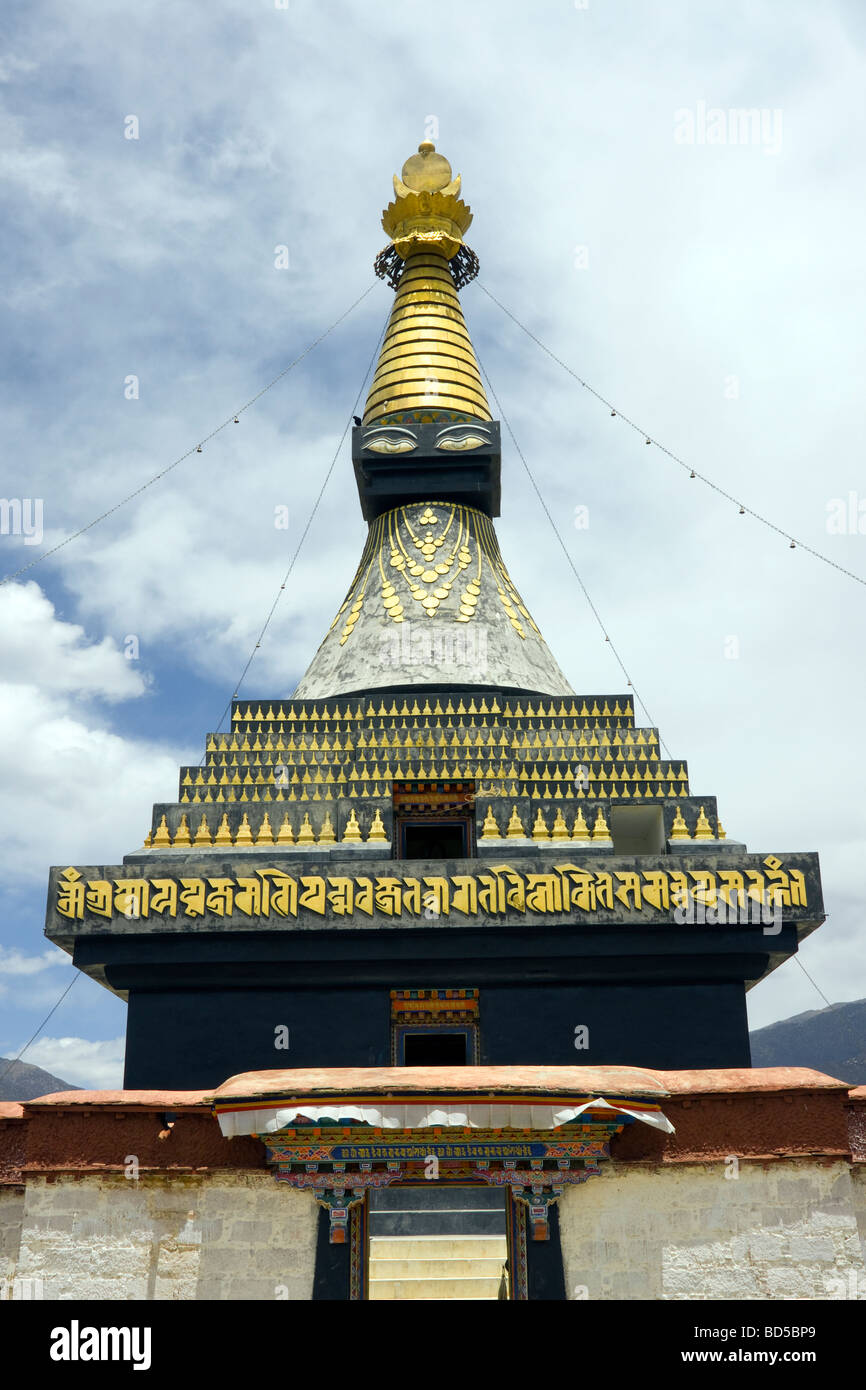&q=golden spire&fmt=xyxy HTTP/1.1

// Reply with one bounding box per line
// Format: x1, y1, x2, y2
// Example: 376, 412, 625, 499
363, 142, 491, 427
